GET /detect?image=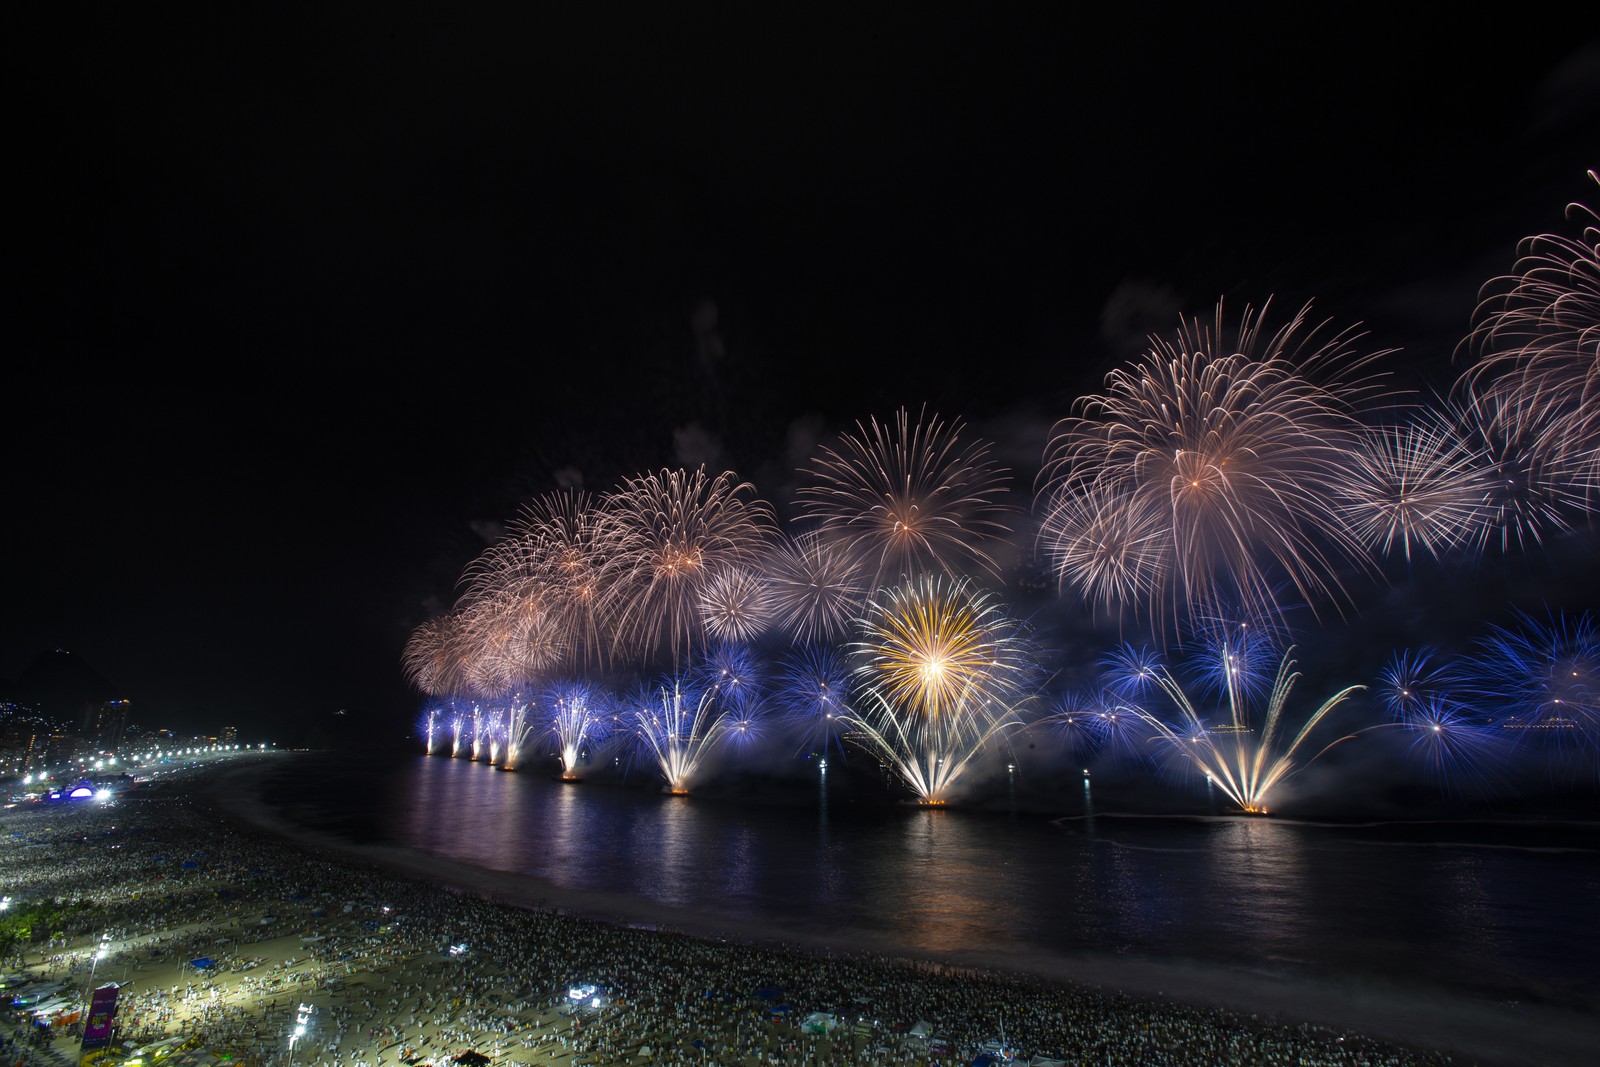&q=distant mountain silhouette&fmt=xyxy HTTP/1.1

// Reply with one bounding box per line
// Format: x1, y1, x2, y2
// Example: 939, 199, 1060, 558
3, 648, 124, 724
